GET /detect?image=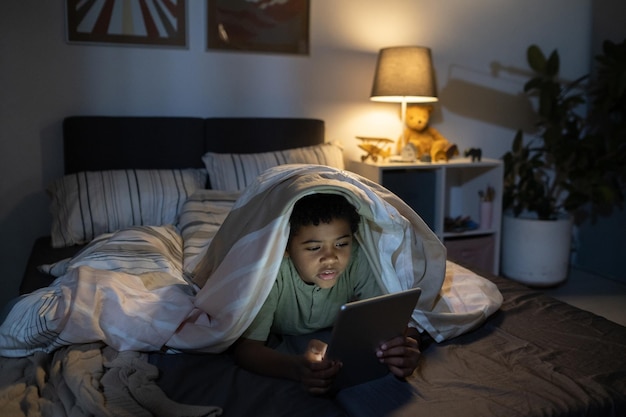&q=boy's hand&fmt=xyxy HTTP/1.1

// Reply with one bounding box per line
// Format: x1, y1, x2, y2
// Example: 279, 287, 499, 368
299, 339, 341, 395
376, 329, 421, 378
